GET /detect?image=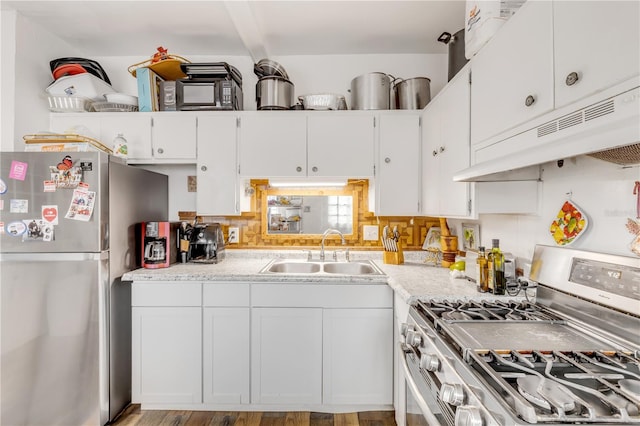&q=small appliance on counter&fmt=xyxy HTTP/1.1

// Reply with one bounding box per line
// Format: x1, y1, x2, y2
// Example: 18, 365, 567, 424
188, 223, 225, 264
176, 62, 243, 111
141, 221, 178, 269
